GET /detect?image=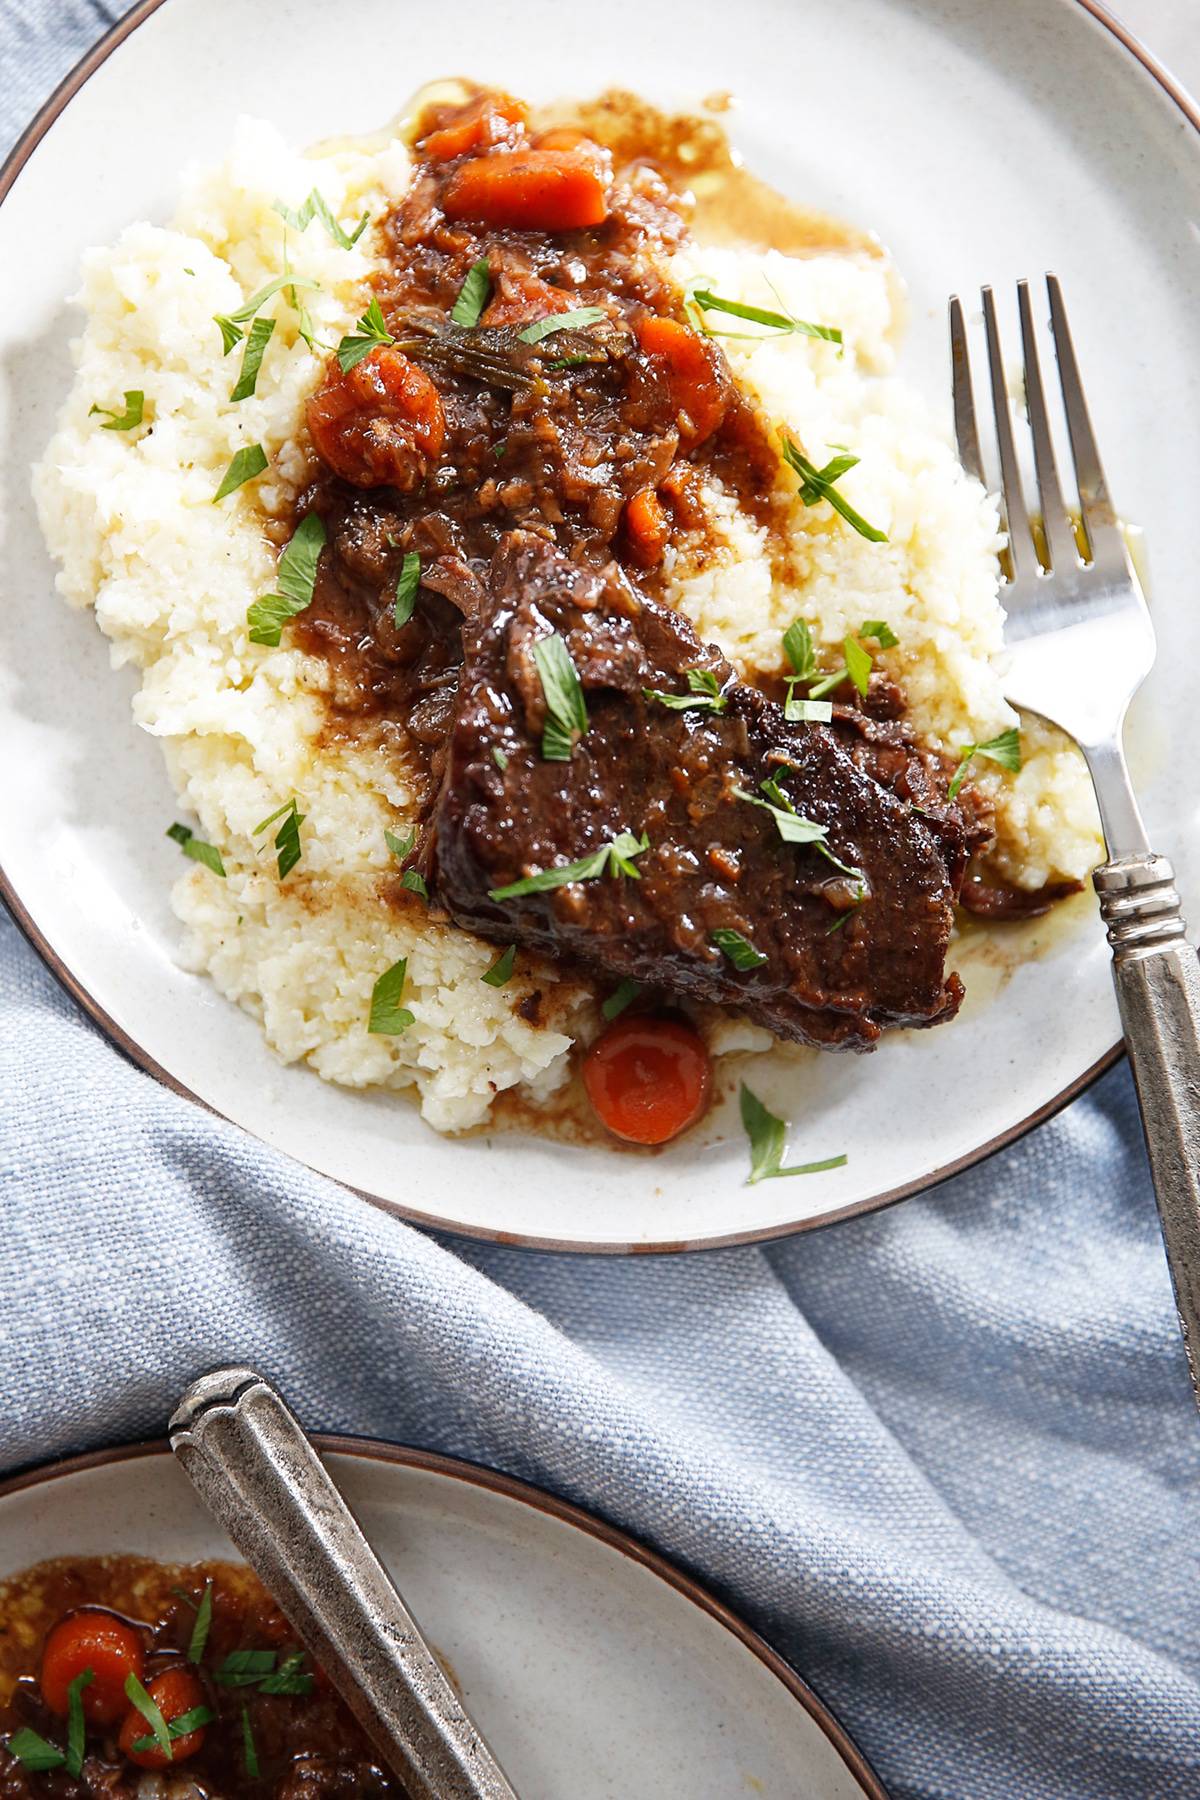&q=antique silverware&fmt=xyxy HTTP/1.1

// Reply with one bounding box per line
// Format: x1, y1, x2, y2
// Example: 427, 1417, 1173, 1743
169, 1366, 519, 1799
951, 276, 1200, 1404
